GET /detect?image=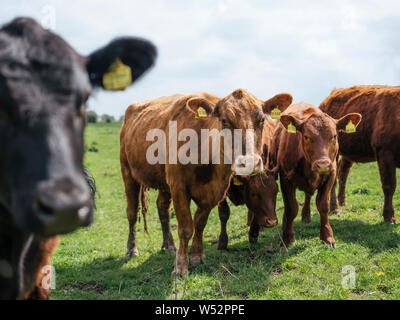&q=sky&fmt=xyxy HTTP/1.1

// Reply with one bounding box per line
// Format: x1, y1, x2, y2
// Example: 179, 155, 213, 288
1, 0, 400, 119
